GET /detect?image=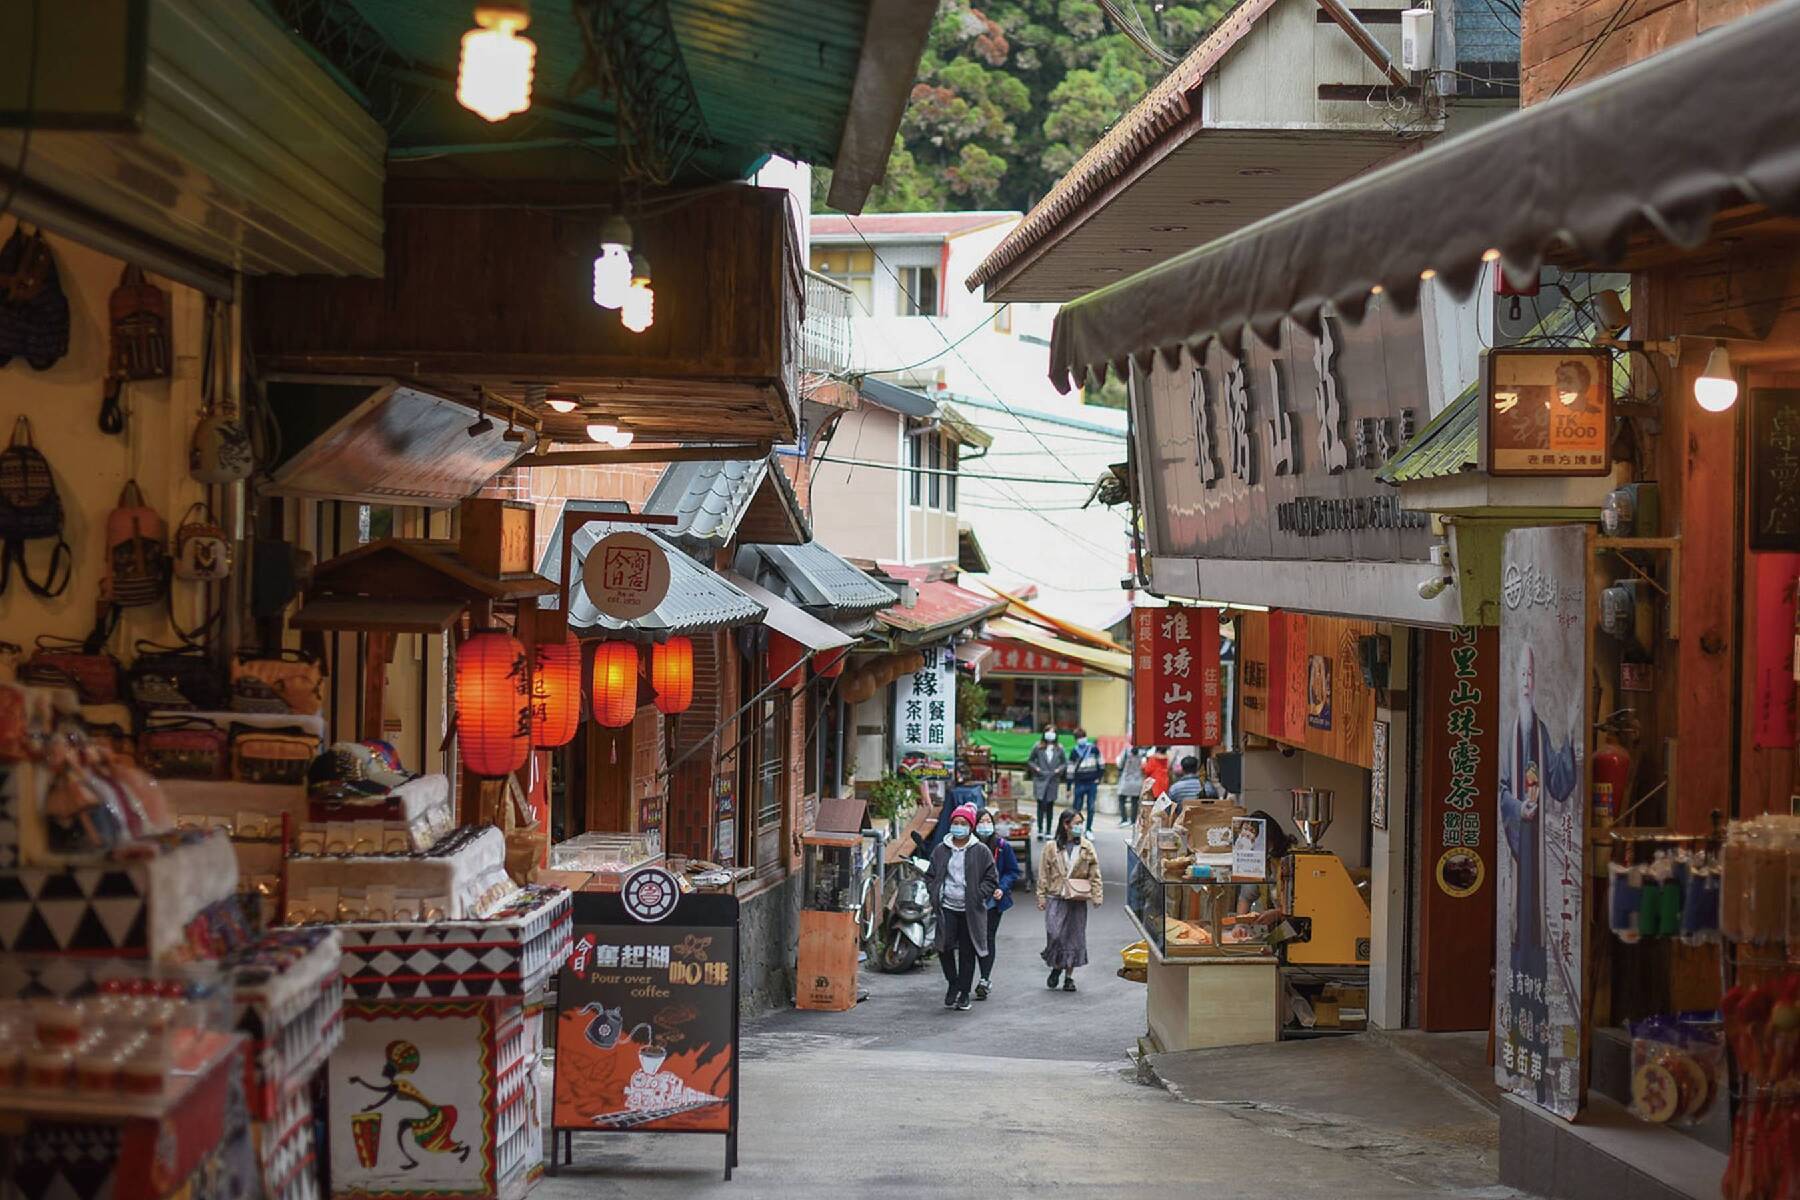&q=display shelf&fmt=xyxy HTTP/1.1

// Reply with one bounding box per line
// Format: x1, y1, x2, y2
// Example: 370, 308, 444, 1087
0, 1030, 243, 1122
335, 885, 573, 1001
